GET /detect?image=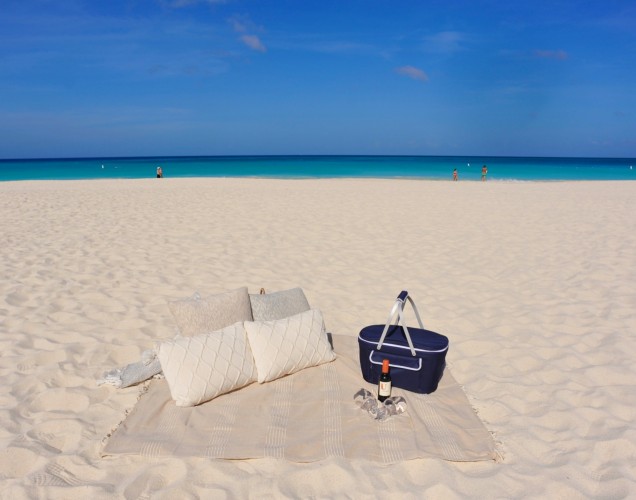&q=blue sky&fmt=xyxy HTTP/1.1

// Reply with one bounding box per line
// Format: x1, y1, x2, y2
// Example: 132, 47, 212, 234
1, 0, 635, 158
